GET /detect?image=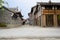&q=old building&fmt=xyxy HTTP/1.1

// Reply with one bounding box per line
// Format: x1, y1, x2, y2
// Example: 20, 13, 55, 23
29, 1, 60, 27
28, 4, 41, 26
0, 6, 23, 27
28, 6, 37, 25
